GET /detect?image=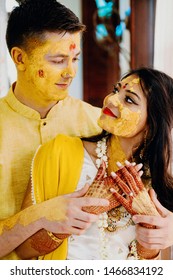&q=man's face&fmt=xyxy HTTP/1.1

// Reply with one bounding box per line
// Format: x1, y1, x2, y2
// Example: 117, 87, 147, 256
23, 31, 81, 102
